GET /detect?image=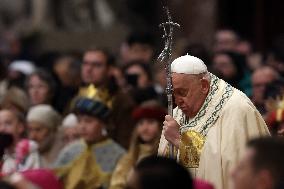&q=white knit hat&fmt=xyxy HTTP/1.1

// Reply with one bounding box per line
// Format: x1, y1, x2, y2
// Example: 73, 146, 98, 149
62, 113, 78, 128
171, 55, 207, 74
27, 105, 61, 129
9, 60, 36, 75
